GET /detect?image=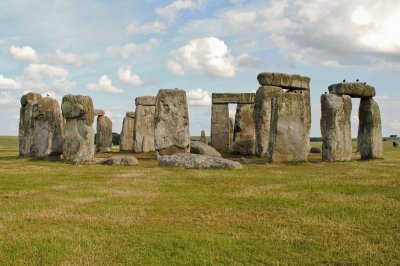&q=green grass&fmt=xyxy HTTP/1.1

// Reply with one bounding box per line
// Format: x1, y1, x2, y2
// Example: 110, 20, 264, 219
0, 137, 399, 265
